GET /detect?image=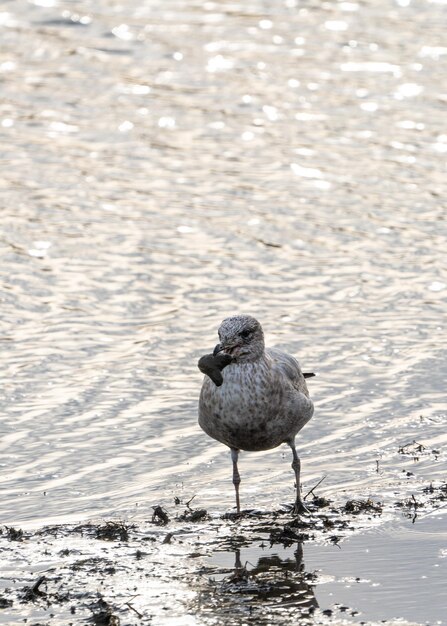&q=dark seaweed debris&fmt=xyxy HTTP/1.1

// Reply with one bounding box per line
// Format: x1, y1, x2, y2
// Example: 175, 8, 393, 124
178, 508, 208, 522
4, 526, 24, 541
398, 440, 426, 455
73, 521, 135, 541
0, 486, 443, 624
395, 482, 447, 521
343, 498, 383, 516
310, 495, 331, 508
268, 516, 313, 546
269, 524, 311, 546
71, 557, 115, 573
395, 494, 424, 511
397, 440, 438, 461
96, 521, 132, 542
216, 498, 384, 554
151, 505, 170, 525
89, 595, 120, 626
422, 481, 447, 500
